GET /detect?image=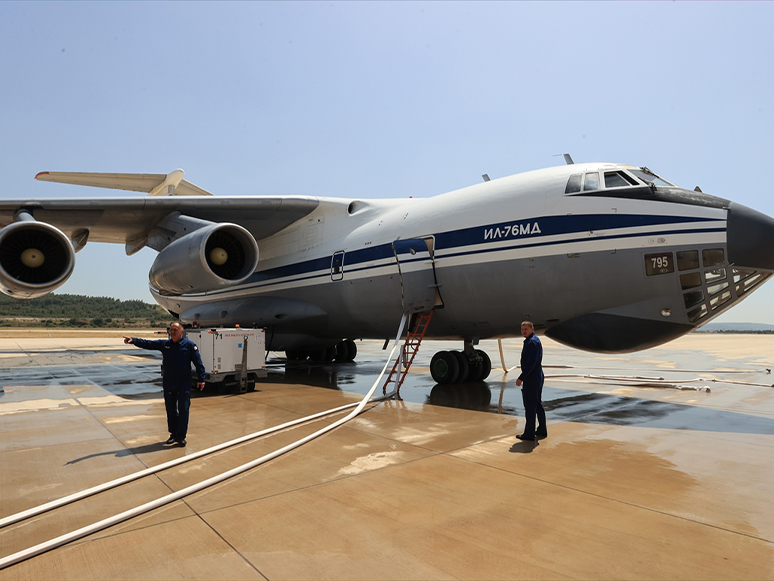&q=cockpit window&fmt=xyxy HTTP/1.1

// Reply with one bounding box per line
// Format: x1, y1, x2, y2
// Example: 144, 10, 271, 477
629, 167, 676, 187
604, 171, 638, 188
583, 172, 600, 191
565, 173, 582, 194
